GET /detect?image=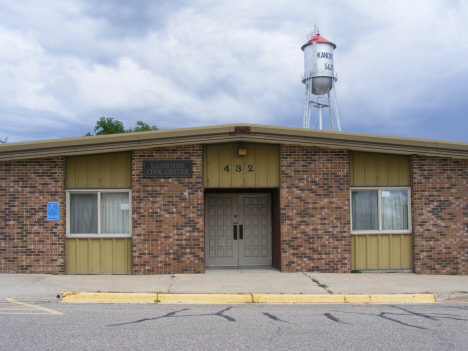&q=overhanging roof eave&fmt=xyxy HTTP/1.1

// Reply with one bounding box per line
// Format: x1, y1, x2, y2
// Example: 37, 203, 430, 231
1, 123, 468, 161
